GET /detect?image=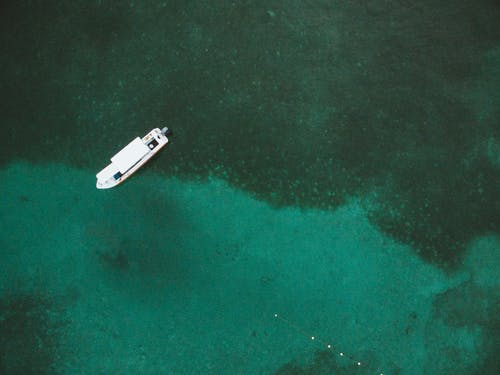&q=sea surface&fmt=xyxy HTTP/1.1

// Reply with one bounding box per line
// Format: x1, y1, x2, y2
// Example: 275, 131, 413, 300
1, 1, 499, 374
